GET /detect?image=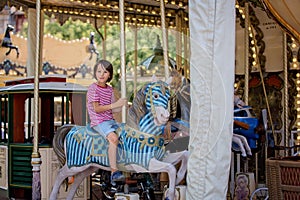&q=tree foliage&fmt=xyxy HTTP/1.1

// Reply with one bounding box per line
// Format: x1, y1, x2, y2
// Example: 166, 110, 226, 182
19, 14, 179, 97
